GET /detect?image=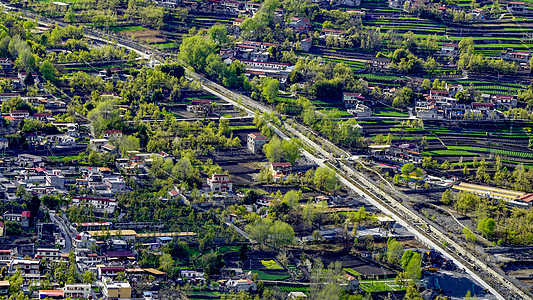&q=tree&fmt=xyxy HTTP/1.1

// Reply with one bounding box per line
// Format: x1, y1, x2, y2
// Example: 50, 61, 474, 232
281, 138, 301, 165
5, 221, 22, 236
313, 166, 338, 192
24, 73, 34, 87
218, 118, 230, 136
40, 60, 58, 82
401, 163, 415, 176
477, 217, 496, 238
114, 135, 140, 156
404, 252, 422, 281
64, 7, 76, 23
159, 253, 174, 272
245, 218, 294, 249
386, 238, 403, 266
208, 24, 230, 47
263, 136, 283, 163
463, 226, 476, 243
441, 189, 452, 205
454, 192, 480, 213
261, 78, 279, 104
82, 271, 95, 284
179, 35, 217, 72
